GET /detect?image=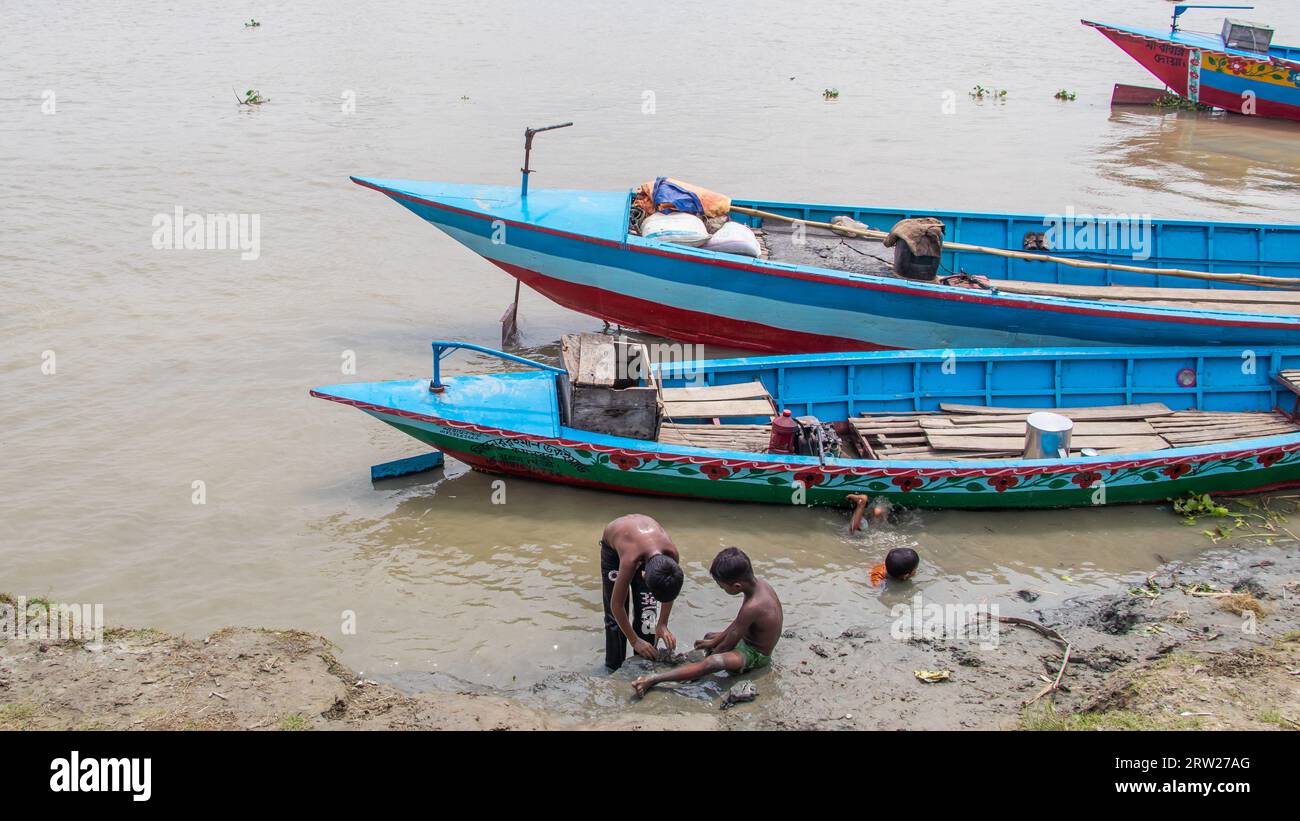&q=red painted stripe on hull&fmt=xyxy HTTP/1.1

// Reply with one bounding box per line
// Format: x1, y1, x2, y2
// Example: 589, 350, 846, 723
490, 260, 894, 354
